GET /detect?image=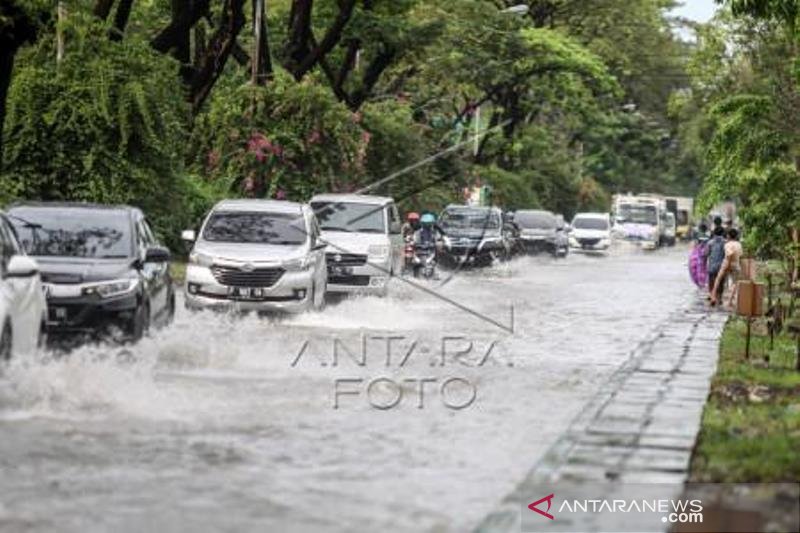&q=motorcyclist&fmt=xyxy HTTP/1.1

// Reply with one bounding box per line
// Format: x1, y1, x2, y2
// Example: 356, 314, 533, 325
402, 212, 421, 240
412, 213, 439, 278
